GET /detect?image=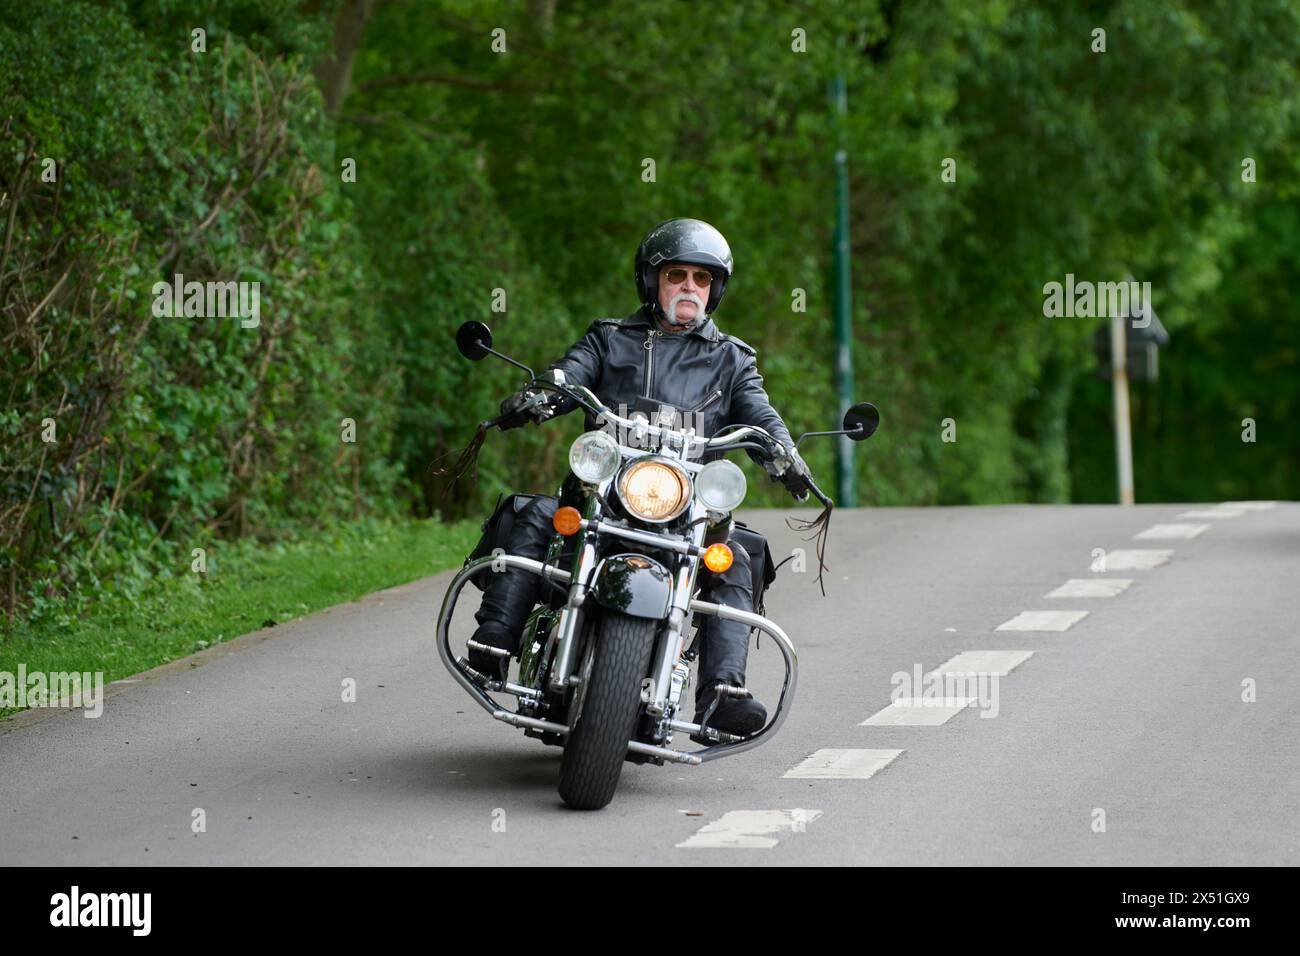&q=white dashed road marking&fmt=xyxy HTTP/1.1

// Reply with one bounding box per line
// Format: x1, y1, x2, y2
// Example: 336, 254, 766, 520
929, 650, 1034, 677
862, 699, 977, 726
1099, 549, 1174, 570
1047, 578, 1132, 598
996, 610, 1088, 632
1178, 508, 1245, 519
701, 505, 1261, 855
676, 809, 823, 848
1134, 523, 1209, 540
783, 749, 905, 778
